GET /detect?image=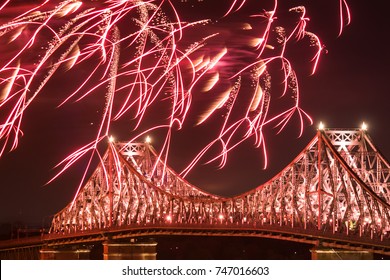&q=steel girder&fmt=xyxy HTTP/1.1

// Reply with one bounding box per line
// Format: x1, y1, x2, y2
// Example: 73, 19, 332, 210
50, 129, 390, 246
